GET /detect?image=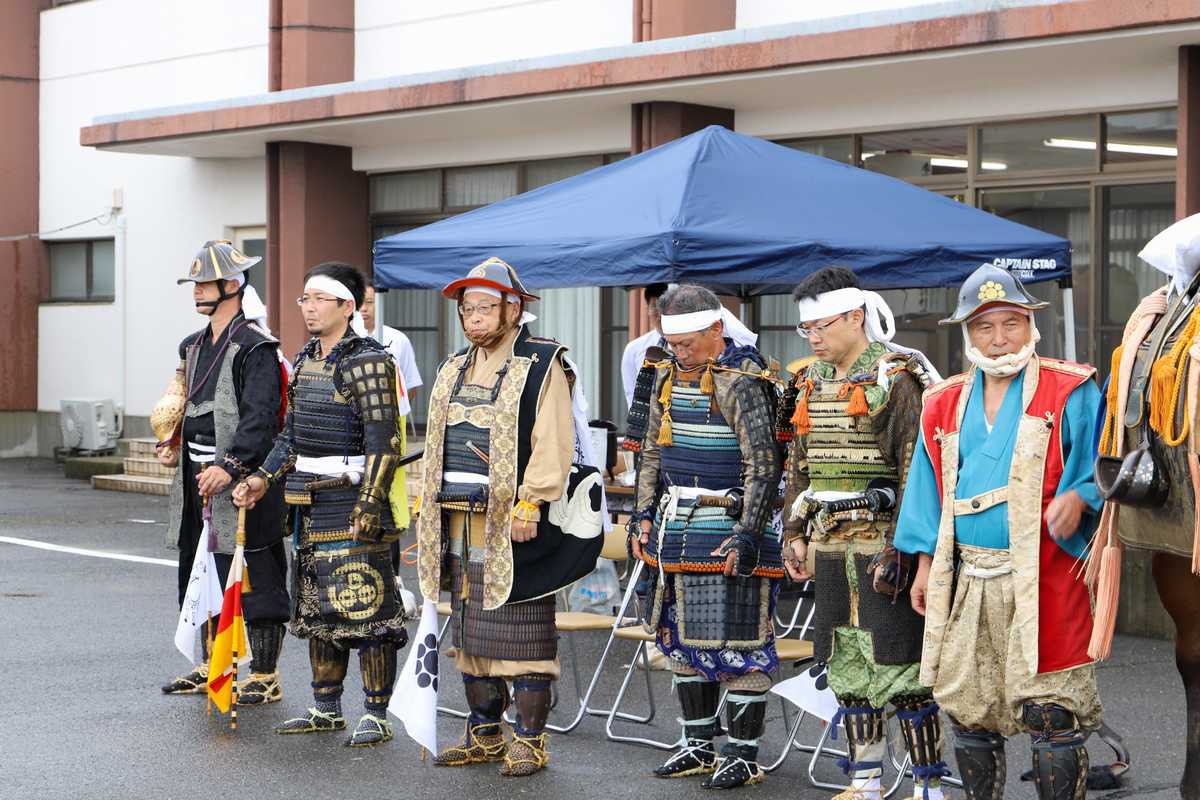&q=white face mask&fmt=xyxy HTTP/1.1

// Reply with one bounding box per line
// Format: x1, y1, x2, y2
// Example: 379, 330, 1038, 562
962, 315, 1040, 377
